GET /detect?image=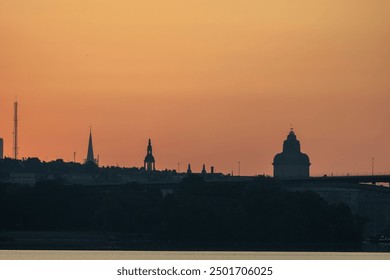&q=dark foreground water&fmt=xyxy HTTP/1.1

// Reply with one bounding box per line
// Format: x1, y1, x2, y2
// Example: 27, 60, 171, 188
2, 231, 390, 259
